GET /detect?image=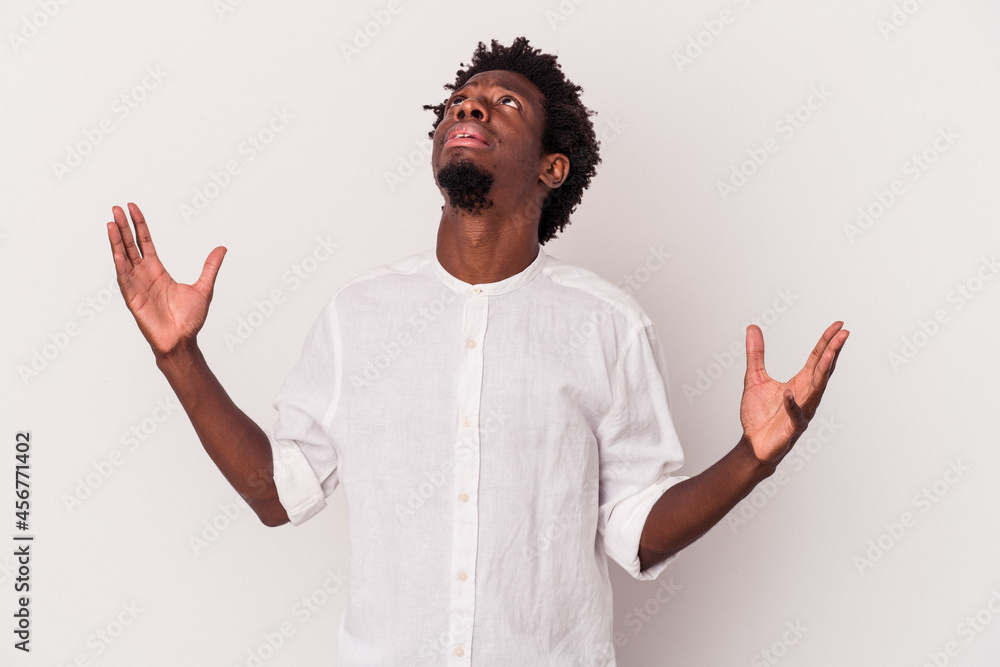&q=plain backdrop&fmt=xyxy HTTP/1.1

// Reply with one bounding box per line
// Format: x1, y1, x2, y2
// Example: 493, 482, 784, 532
2, 1, 999, 665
